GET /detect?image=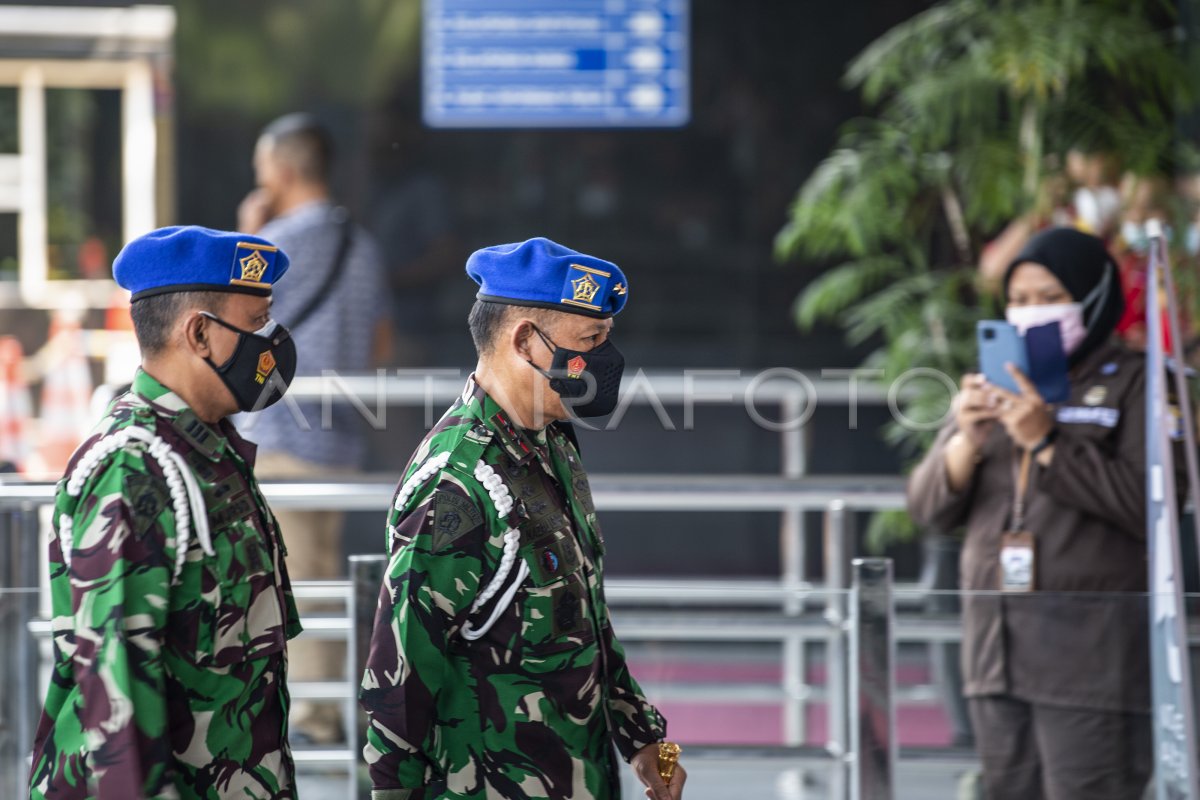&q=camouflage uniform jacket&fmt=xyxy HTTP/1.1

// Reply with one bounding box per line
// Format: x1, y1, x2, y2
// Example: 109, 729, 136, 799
360, 377, 667, 800
29, 369, 303, 799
